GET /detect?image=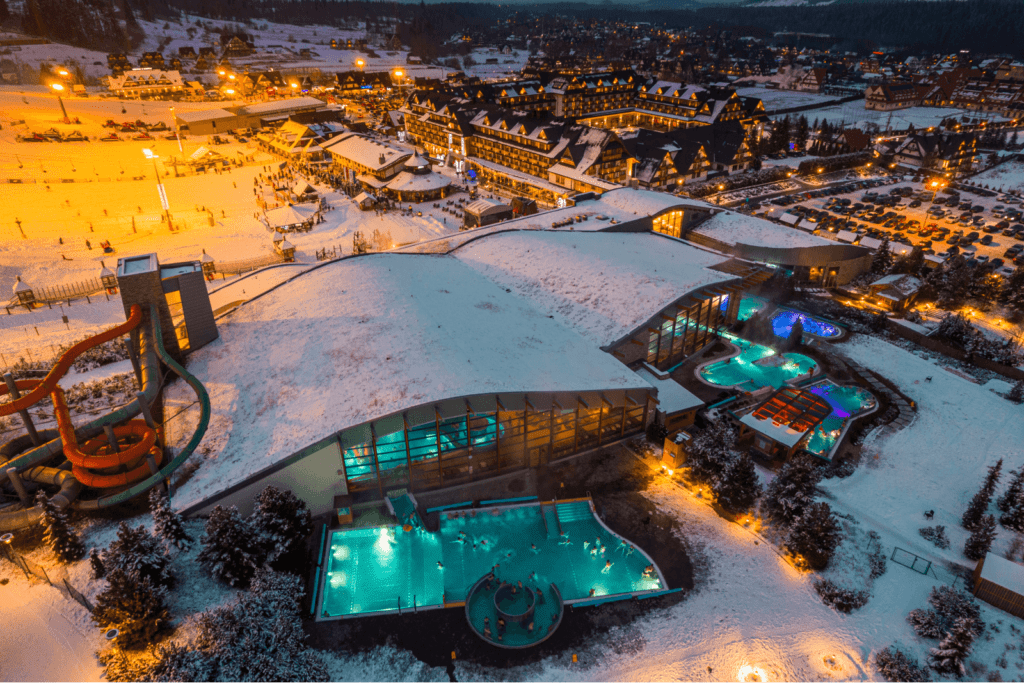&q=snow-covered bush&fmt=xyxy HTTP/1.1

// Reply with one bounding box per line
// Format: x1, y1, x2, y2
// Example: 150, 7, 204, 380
909, 586, 983, 640
197, 505, 262, 587
147, 568, 328, 681
930, 617, 978, 678
92, 567, 170, 650
919, 525, 950, 549
104, 522, 174, 590
814, 579, 869, 613
875, 644, 930, 682
250, 486, 313, 566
